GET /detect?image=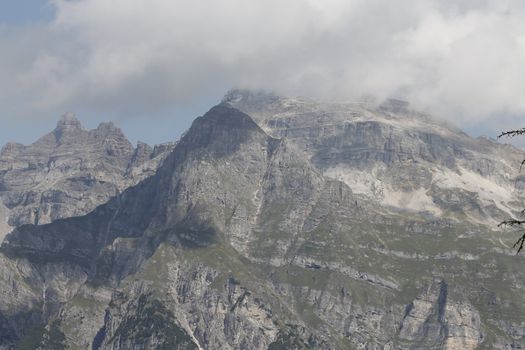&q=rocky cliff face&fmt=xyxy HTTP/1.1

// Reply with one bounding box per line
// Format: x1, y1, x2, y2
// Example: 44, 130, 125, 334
0, 113, 174, 241
223, 90, 524, 226
0, 97, 524, 349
